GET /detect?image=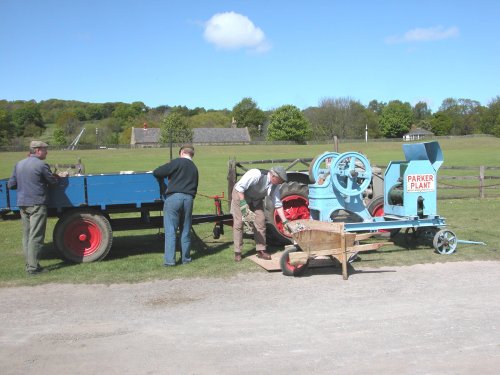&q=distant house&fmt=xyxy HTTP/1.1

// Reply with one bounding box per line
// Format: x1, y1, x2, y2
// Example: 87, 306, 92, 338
131, 124, 161, 148
193, 127, 251, 144
403, 128, 434, 141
